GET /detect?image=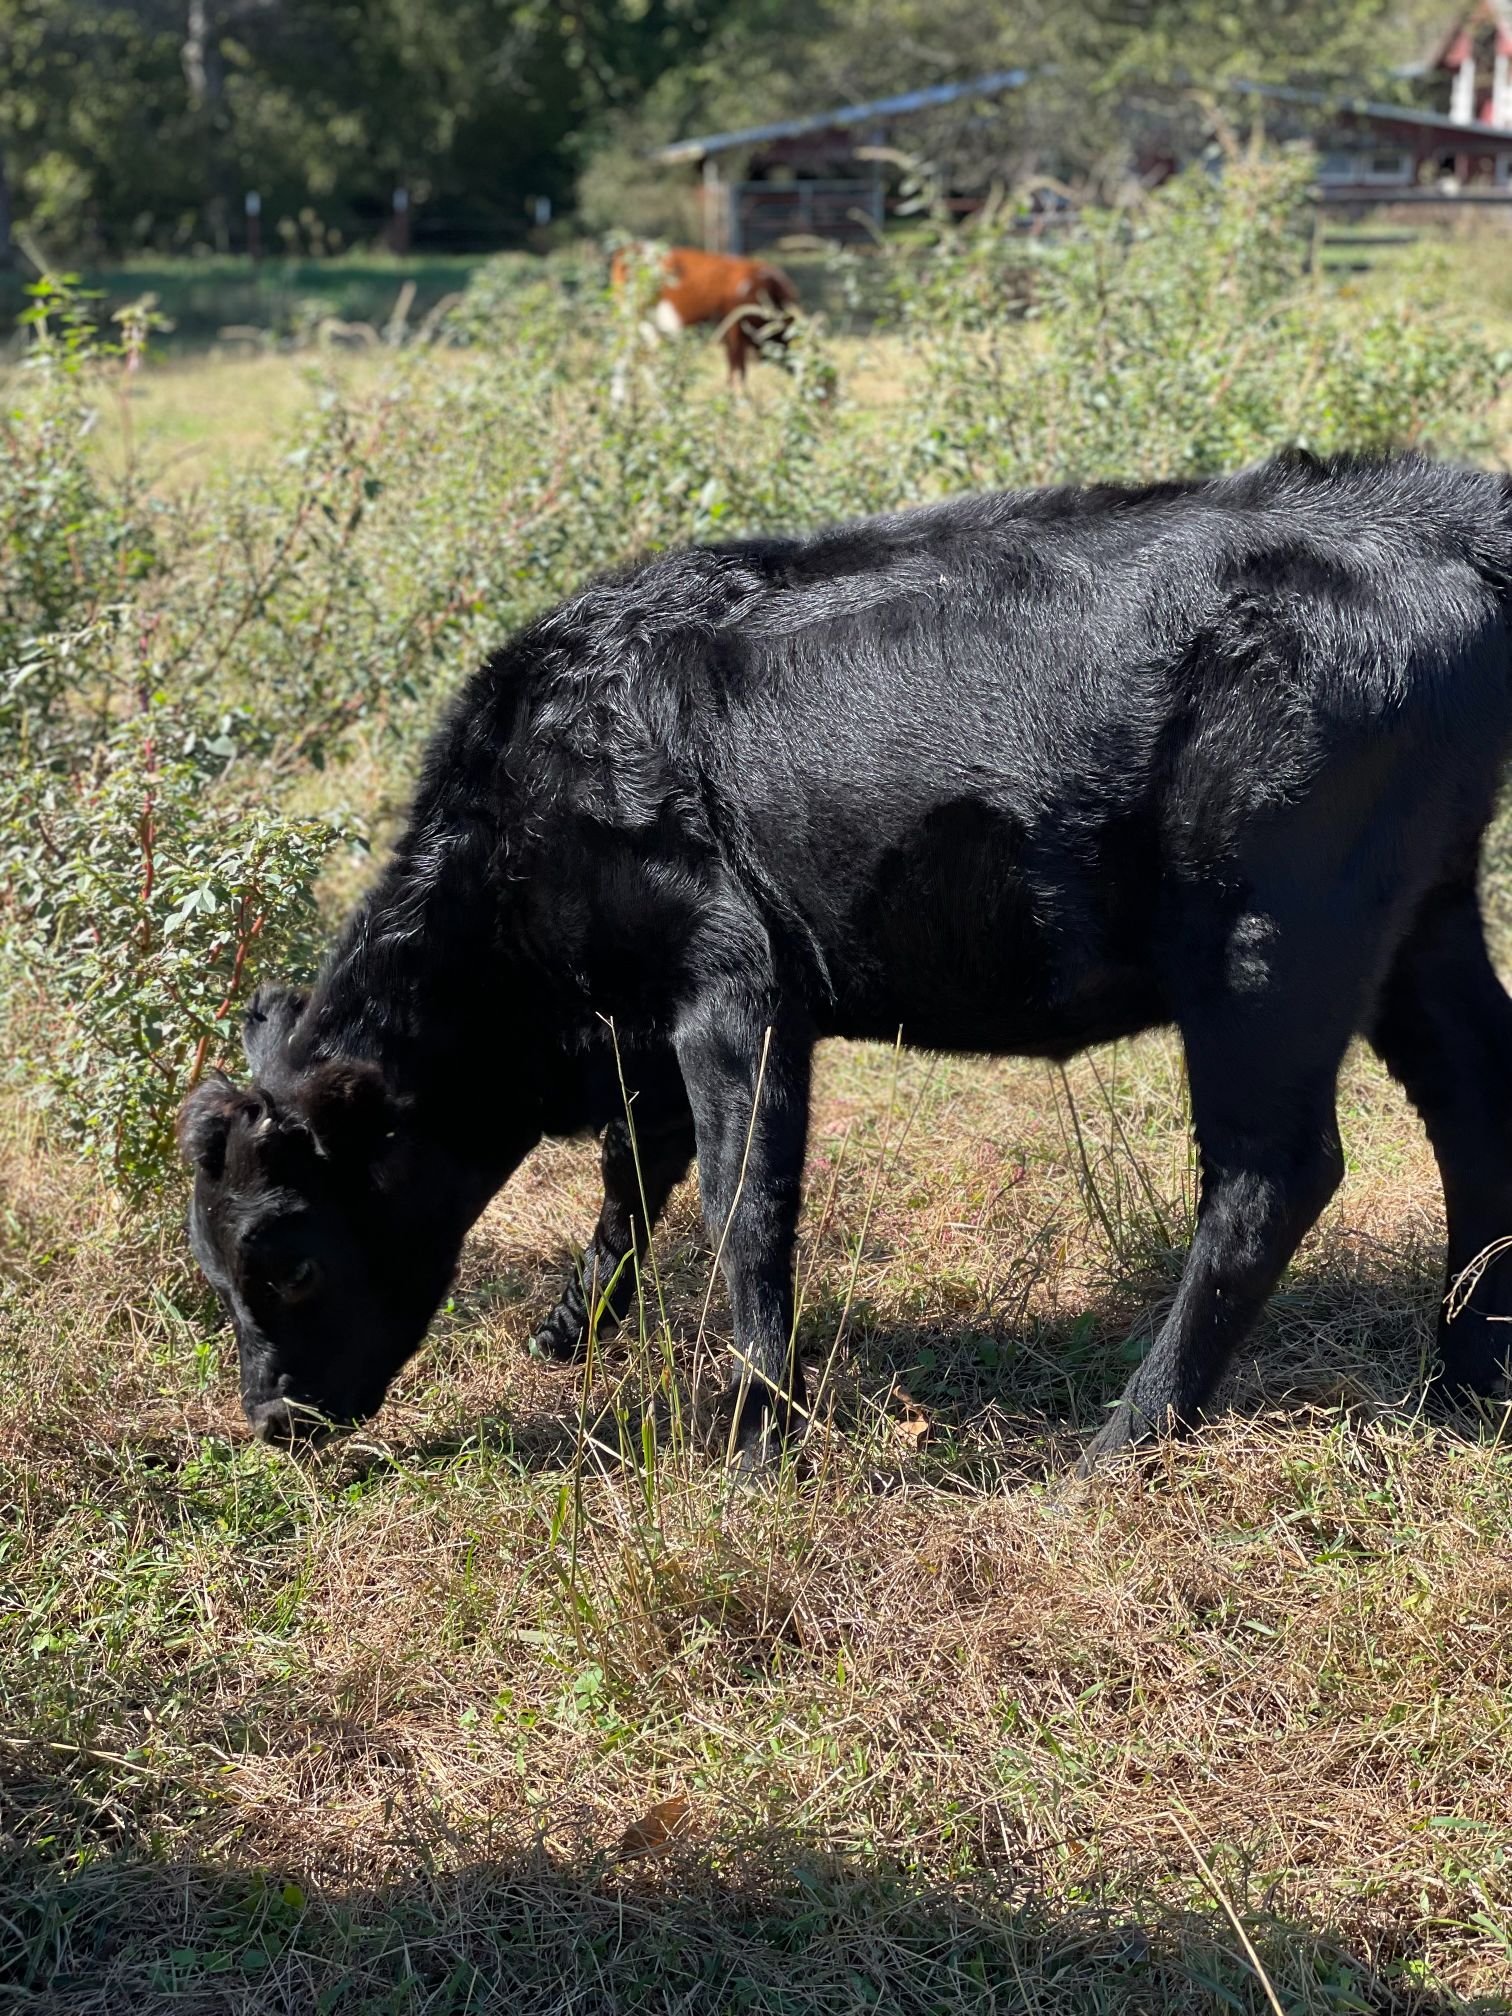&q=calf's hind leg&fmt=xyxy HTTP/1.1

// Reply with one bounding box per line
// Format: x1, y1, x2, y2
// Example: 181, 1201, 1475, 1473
1370, 881, 1512, 1397
529, 1072, 696, 1363
675, 995, 811, 1470
1080, 944, 1352, 1472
